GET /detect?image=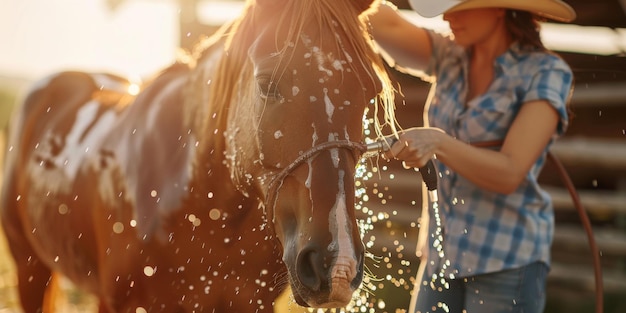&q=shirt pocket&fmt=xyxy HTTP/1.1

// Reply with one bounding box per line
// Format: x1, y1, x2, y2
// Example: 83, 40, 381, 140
457, 90, 520, 143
